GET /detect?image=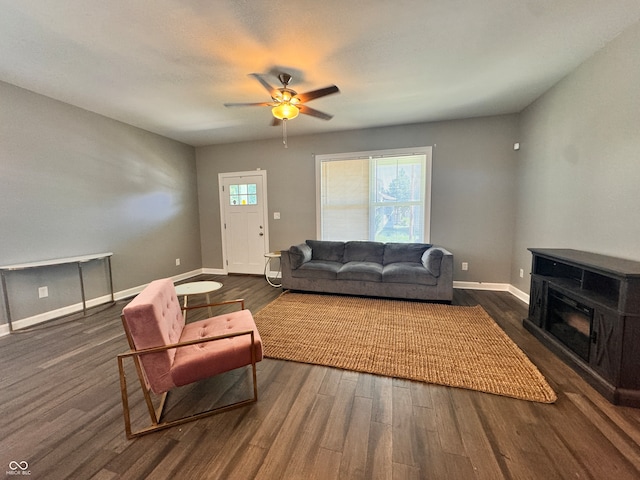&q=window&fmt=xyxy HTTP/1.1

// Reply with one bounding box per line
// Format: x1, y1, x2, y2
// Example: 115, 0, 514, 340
229, 183, 257, 206
316, 147, 432, 242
